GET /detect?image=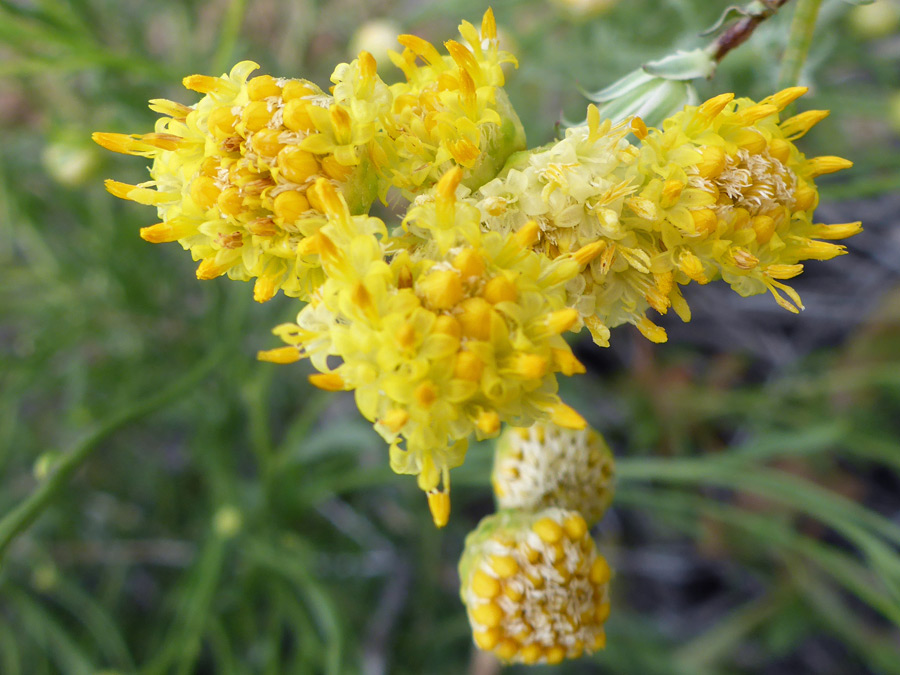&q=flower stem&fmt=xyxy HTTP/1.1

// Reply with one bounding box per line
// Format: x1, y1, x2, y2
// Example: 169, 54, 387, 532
711, 0, 794, 63
777, 0, 823, 89
0, 344, 229, 561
